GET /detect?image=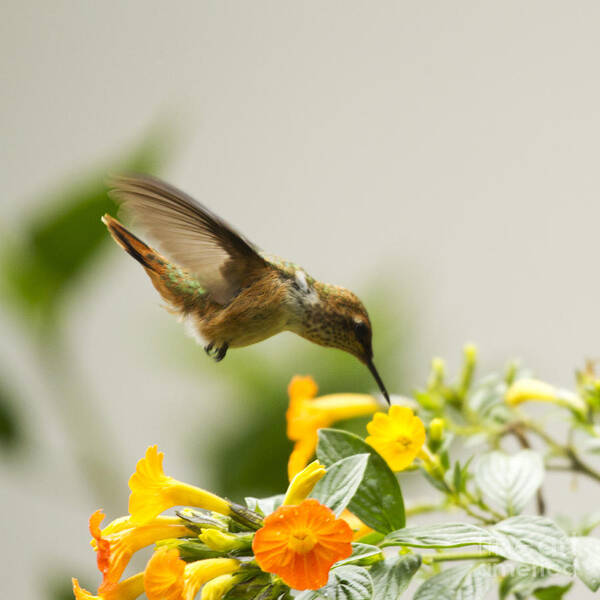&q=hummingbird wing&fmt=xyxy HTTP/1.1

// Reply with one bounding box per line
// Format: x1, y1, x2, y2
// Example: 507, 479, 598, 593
107, 174, 269, 304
